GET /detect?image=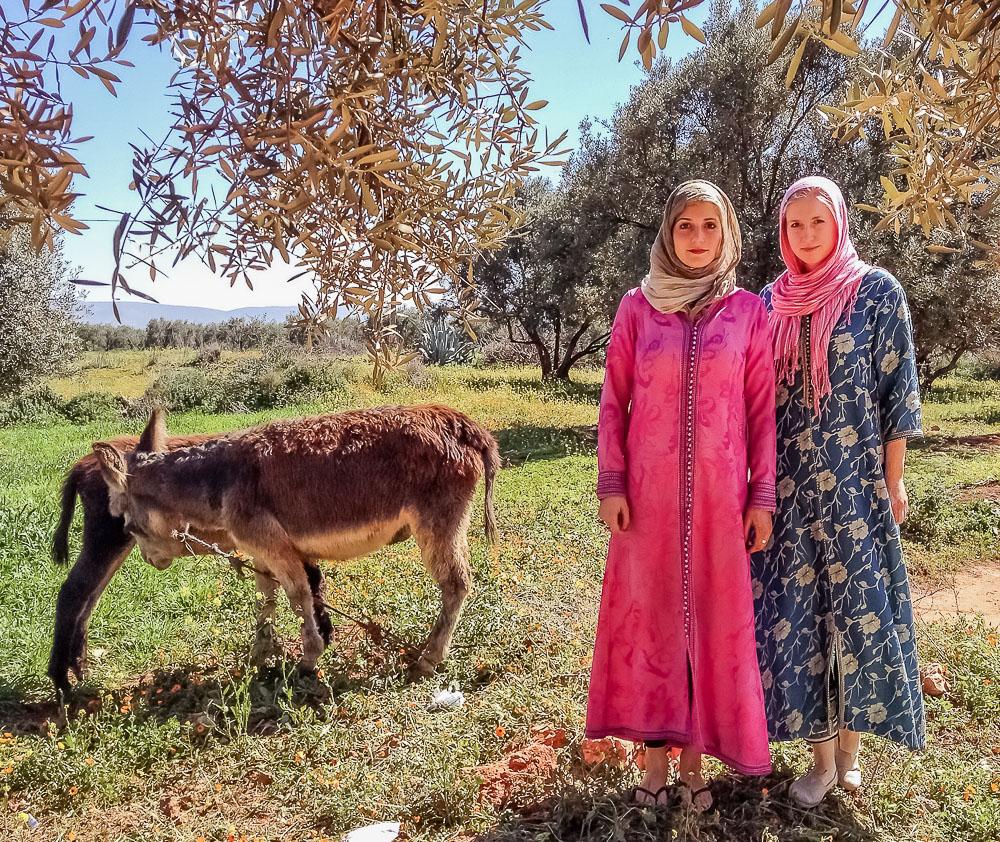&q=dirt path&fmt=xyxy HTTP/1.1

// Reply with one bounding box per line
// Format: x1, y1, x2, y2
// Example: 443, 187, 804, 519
912, 562, 1000, 627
